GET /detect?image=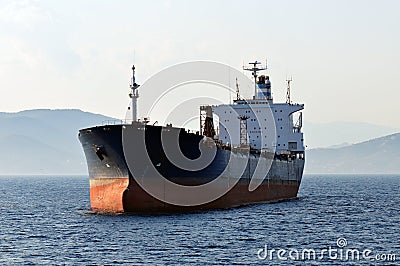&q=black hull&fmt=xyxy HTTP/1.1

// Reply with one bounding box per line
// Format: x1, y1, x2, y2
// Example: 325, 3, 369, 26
79, 123, 305, 212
